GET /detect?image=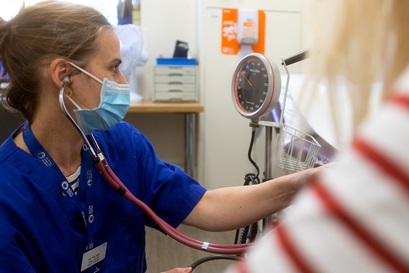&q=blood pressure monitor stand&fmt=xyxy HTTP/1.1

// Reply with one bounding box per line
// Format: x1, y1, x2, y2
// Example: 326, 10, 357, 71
232, 51, 321, 238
